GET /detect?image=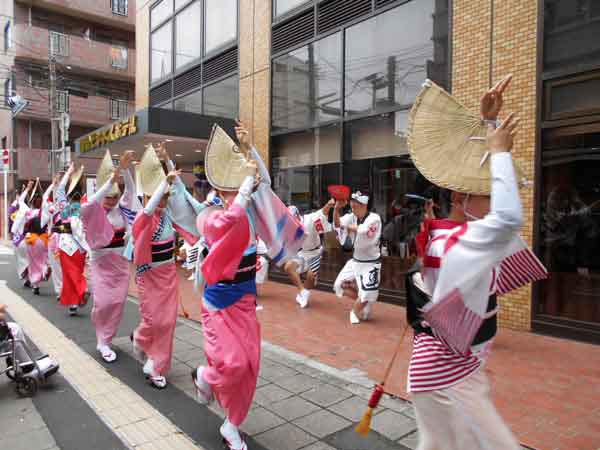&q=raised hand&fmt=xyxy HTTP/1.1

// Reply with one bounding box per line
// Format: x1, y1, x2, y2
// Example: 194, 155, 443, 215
487, 112, 519, 154
166, 169, 182, 185
245, 159, 258, 177
110, 167, 121, 184
155, 142, 169, 161
481, 74, 512, 120
119, 150, 135, 169
26, 180, 34, 190
66, 161, 76, 175
235, 120, 251, 152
